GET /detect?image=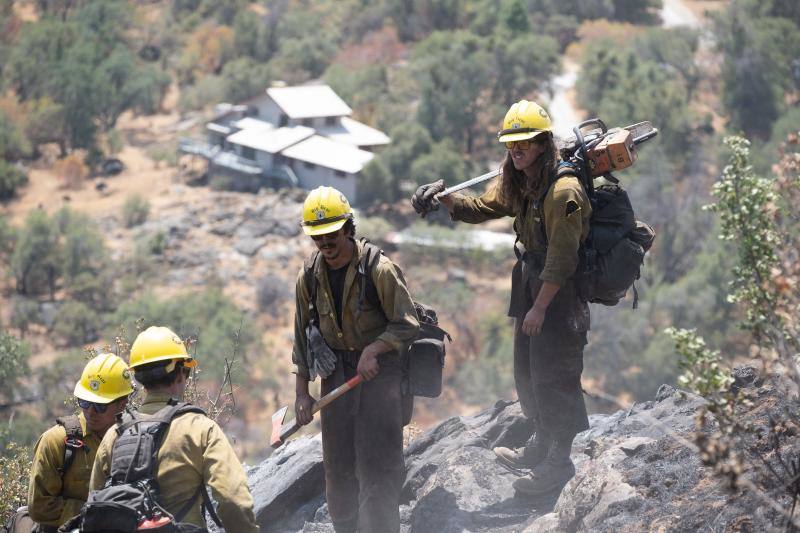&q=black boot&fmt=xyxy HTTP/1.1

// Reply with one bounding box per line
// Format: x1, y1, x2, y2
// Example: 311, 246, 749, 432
512, 435, 575, 496
494, 431, 552, 469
